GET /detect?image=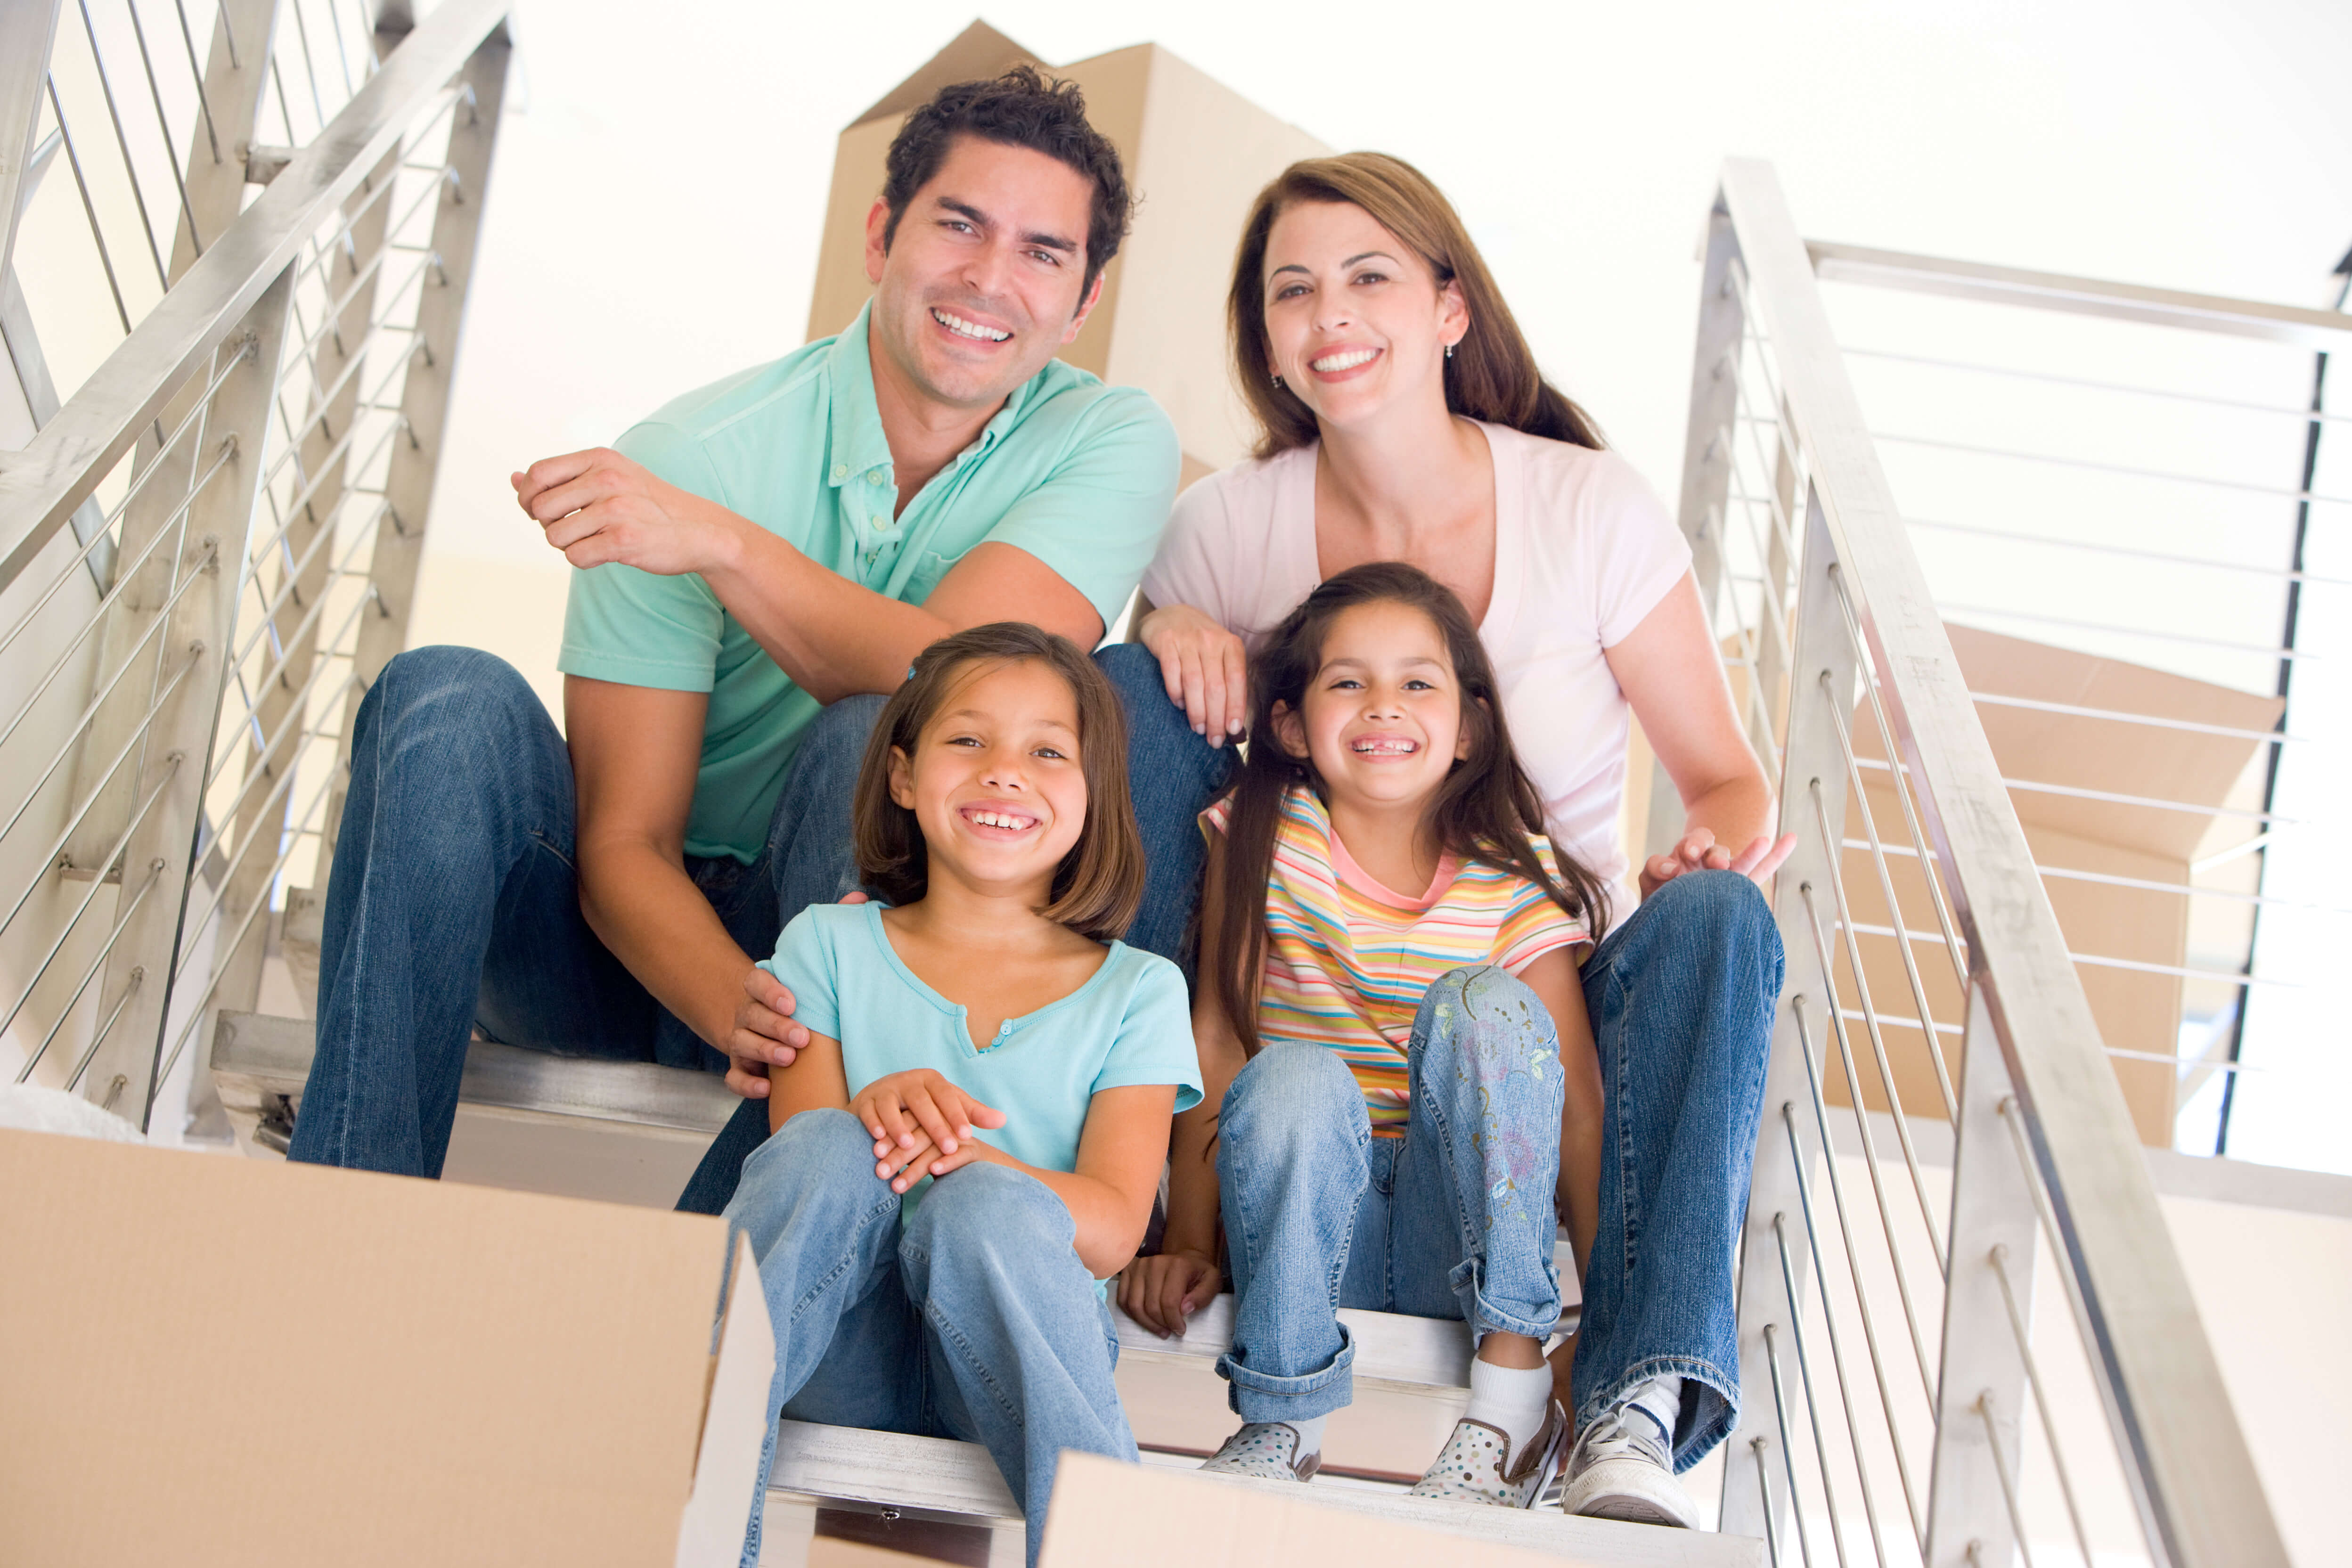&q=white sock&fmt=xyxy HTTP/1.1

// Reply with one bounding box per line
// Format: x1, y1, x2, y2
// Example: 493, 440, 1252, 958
1282, 1414, 1327, 1456
1623, 1374, 1682, 1450
1465, 1357, 1554, 1459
